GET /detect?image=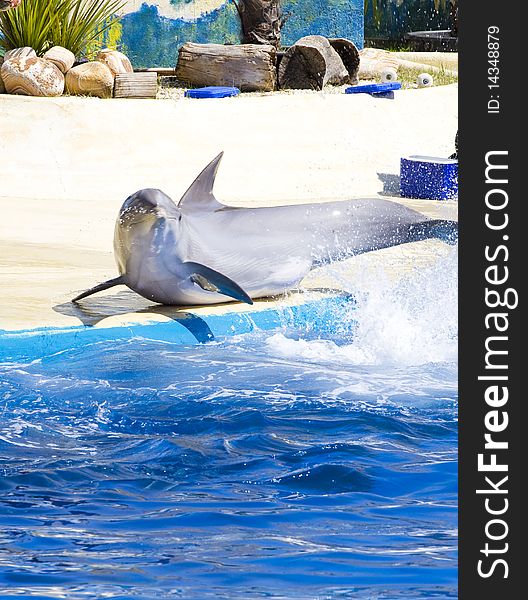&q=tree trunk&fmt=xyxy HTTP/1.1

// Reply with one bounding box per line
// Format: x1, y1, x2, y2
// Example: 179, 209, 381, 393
233, 0, 282, 48
278, 35, 348, 90
328, 38, 360, 85
176, 42, 277, 92
114, 73, 158, 99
